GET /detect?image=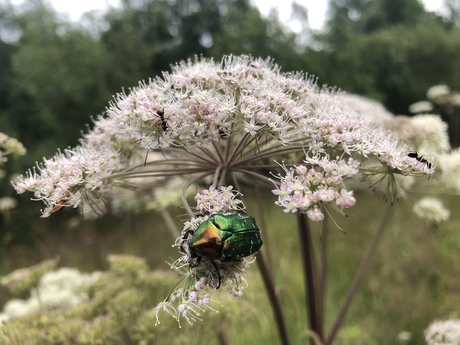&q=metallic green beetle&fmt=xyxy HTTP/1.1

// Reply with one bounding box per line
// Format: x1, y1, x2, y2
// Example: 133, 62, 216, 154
182, 213, 263, 288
